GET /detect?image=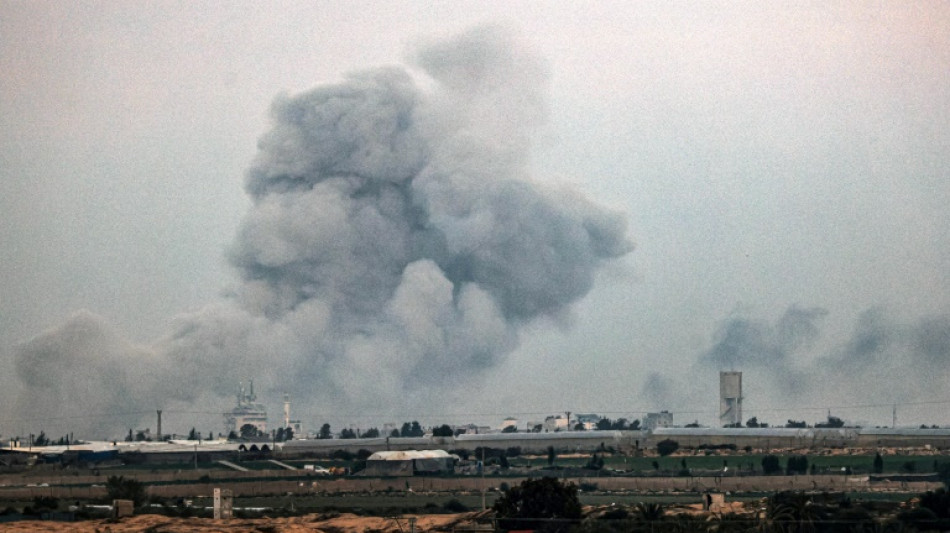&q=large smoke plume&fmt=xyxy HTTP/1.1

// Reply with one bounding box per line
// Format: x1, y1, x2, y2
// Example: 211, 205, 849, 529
7, 26, 632, 438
